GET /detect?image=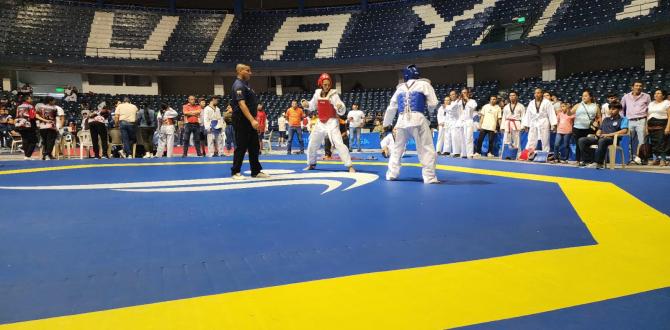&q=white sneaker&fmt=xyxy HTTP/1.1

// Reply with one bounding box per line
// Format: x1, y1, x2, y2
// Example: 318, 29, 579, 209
143, 154, 152, 159
634, 156, 642, 165
473, 153, 481, 158
231, 173, 247, 180
425, 178, 440, 184
119, 150, 126, 158
23, 156, 31, 160
253, 172, 271, 179
486, 153, 494, 158
585, 163, 598, 168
